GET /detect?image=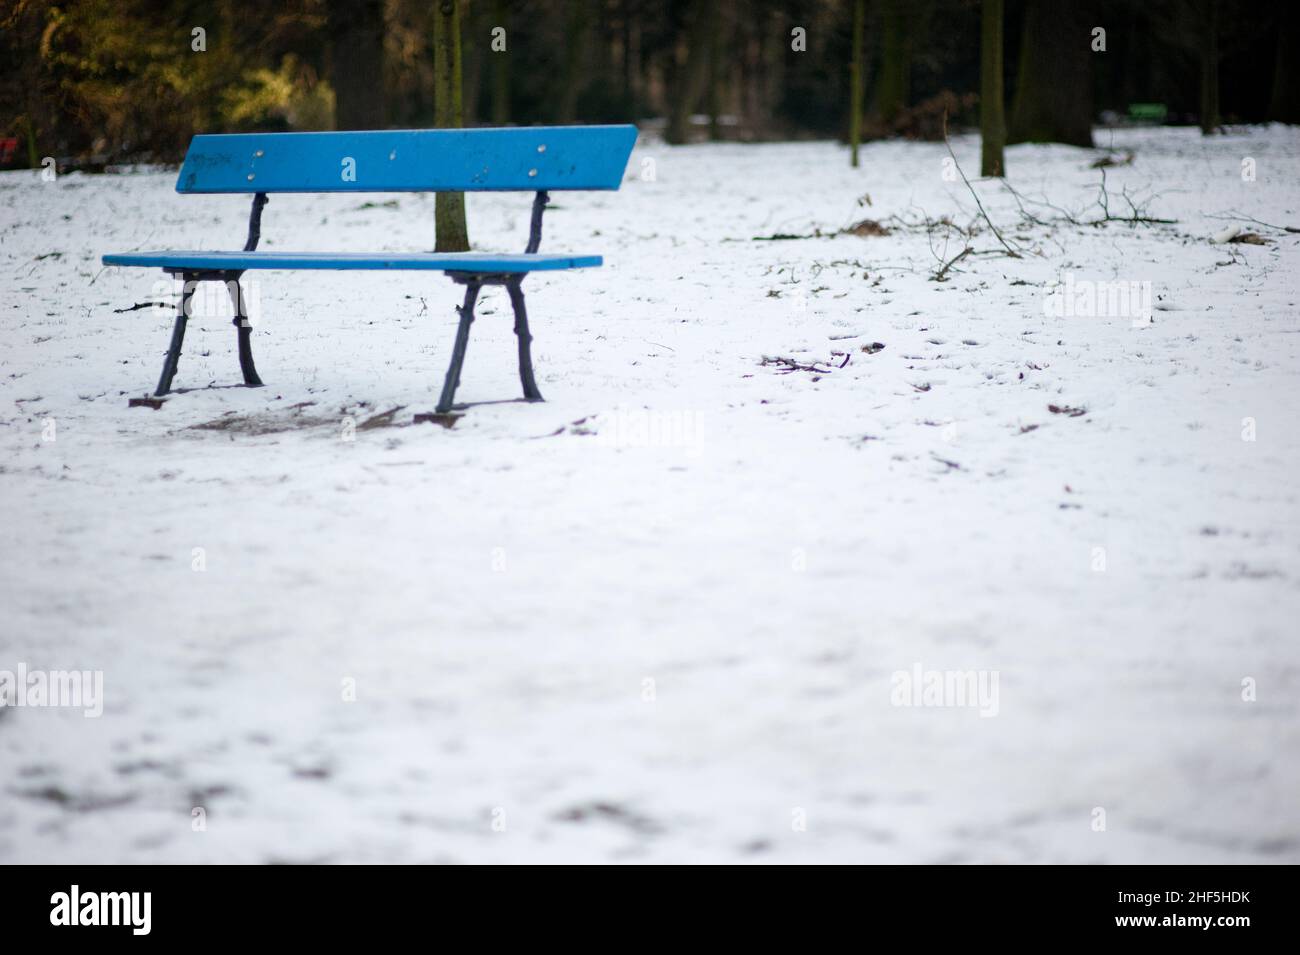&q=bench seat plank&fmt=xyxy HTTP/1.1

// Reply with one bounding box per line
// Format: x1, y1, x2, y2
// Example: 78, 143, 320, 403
101, 251, 601, 272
